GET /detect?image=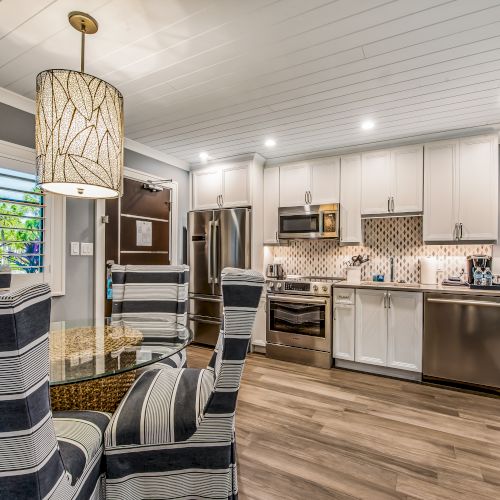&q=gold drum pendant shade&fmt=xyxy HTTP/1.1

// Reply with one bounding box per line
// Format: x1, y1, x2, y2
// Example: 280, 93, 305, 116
35, 13, 124, 199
